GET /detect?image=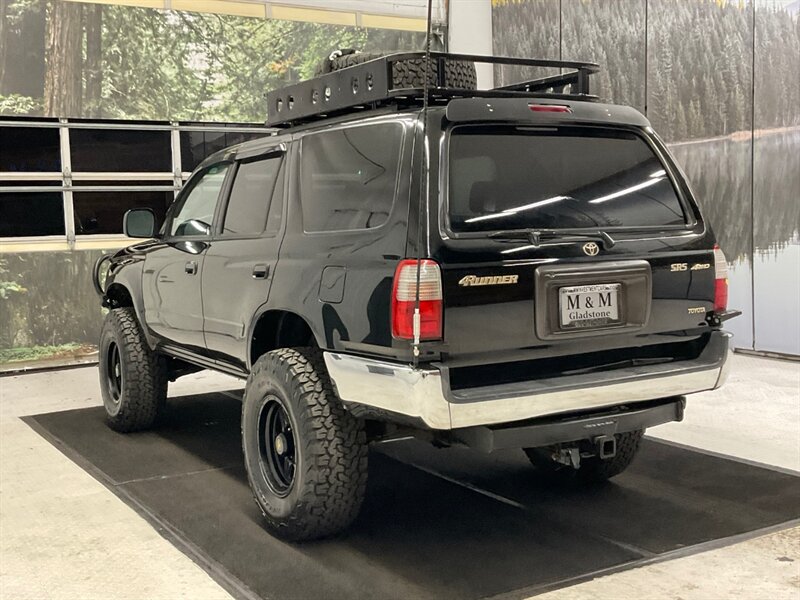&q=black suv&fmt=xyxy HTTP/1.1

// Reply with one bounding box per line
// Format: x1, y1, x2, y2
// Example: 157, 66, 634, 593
95, 52, 737, 541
